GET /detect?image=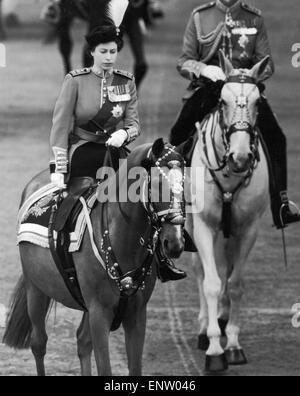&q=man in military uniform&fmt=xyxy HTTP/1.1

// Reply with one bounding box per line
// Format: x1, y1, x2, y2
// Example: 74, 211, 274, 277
170, 0, 300, 229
